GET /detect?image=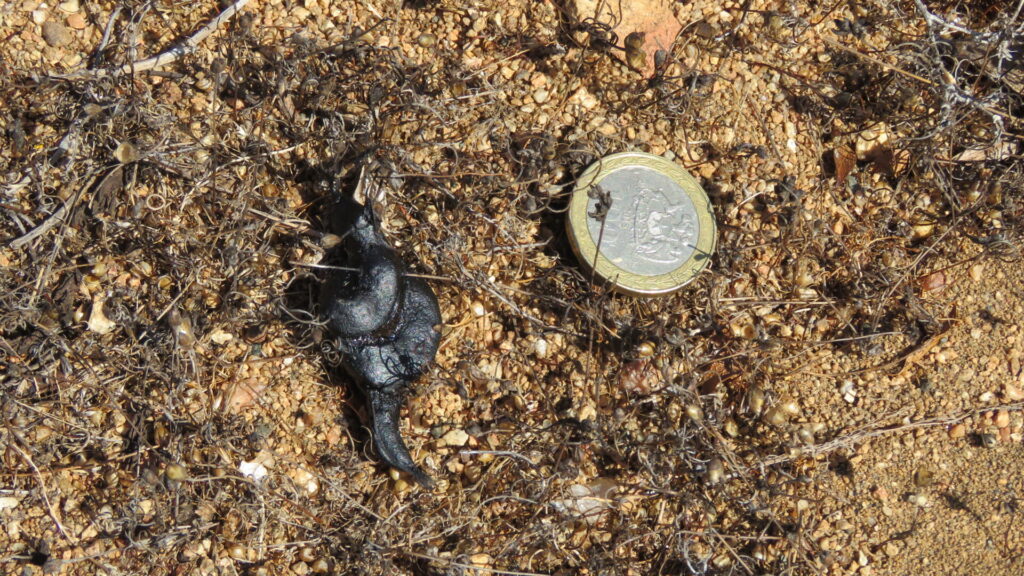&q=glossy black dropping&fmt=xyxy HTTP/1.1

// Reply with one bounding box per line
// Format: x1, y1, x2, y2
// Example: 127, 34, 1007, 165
320, 190, 440, 488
